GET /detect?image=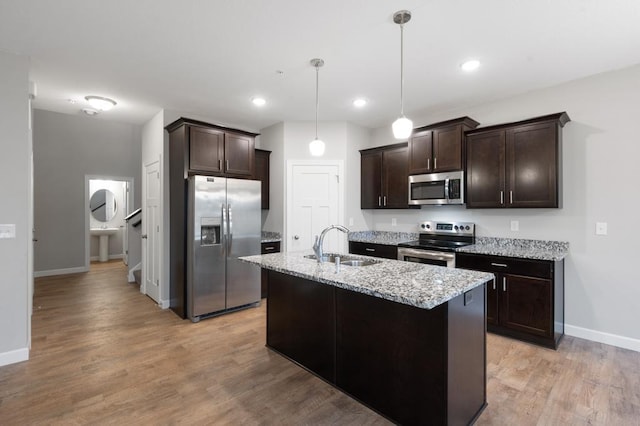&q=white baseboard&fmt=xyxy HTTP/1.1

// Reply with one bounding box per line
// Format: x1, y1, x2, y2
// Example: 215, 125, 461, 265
34, 266, 89, 278
0, 347, 29, 367
159, 299, 170, 309
565, 324, 640, 353
90, 254, 124, 261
